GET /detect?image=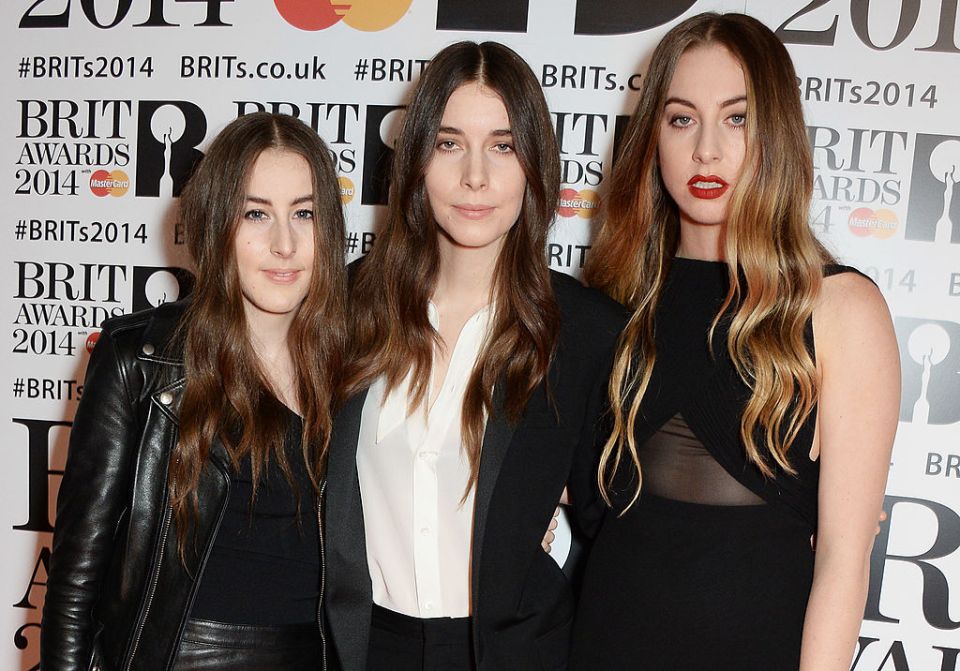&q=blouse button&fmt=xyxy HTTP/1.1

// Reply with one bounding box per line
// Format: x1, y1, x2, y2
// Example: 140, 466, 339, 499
159, 391, 174, 405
